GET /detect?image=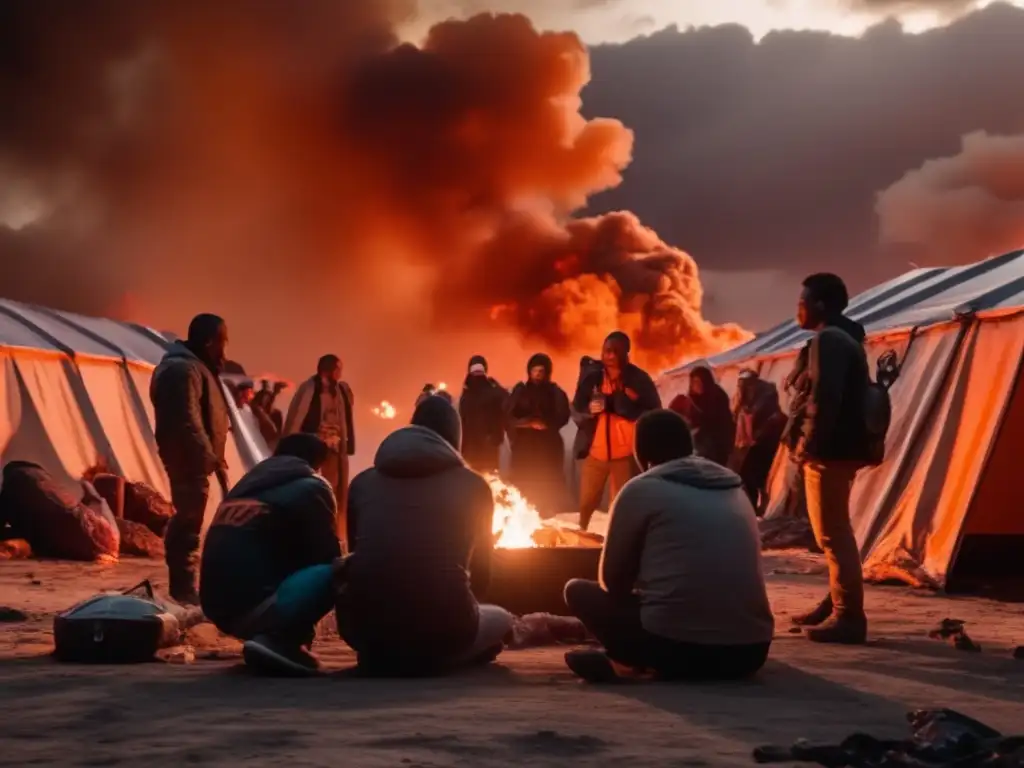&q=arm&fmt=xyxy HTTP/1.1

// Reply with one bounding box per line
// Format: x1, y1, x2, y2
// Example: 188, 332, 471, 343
609, 370, 661, 422
572, 371, 597, 415
504, 384, 533, 429
281, 381, 308, 437
546, 387, 571, 430
803, 330, 853, 459
598, 484, 648, 597
341, 382, 356, 456
160, 364, 219, 475
468, 476, 495, 597
297, 478, 342, 565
